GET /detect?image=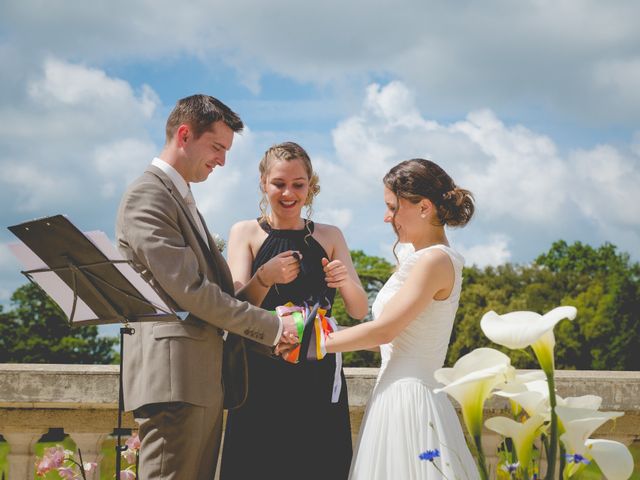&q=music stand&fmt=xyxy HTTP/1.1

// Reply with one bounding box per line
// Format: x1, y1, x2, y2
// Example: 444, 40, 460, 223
8, 214, 178, 477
